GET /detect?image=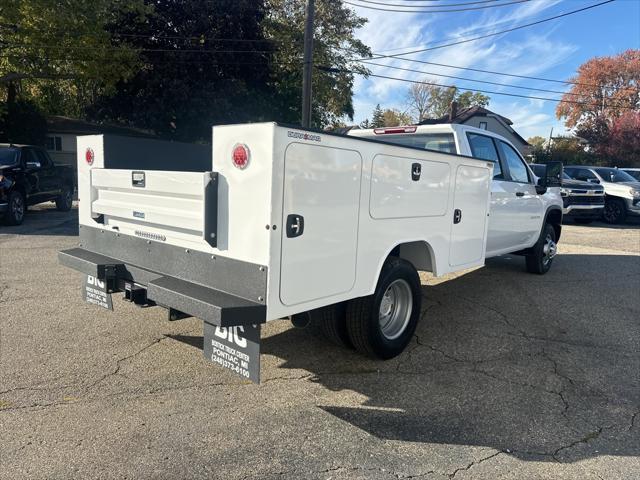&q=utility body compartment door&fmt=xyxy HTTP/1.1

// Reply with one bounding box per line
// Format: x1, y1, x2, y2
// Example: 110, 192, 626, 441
449, 164, 491, 267
279, 143, 362, 306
